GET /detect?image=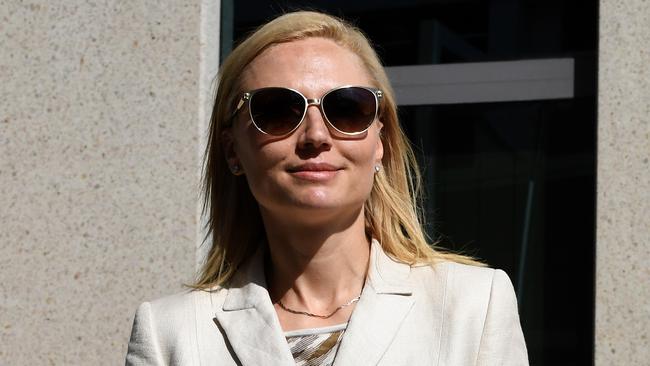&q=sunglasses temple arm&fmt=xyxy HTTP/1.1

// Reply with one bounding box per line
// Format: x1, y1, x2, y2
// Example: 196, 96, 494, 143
226, 93, 250, 123
235, 98, 245, 111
